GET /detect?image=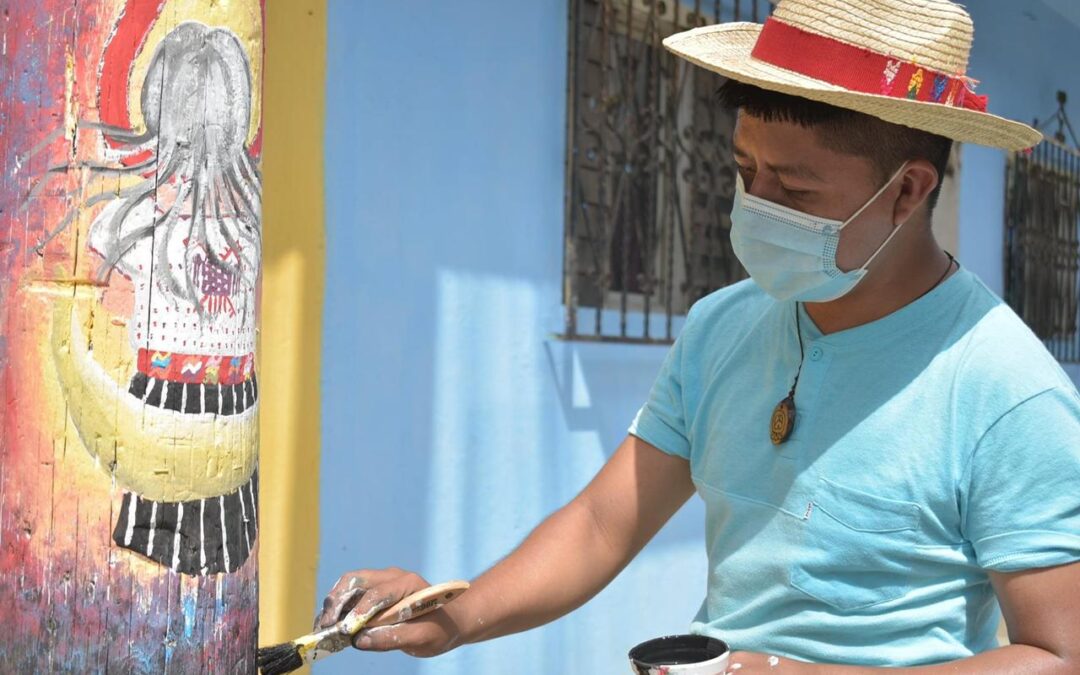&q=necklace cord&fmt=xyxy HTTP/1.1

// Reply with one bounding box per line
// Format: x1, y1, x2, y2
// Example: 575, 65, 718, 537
787, 252, 953, 401
789, 304, 804, 397
918, 251, 955, 302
